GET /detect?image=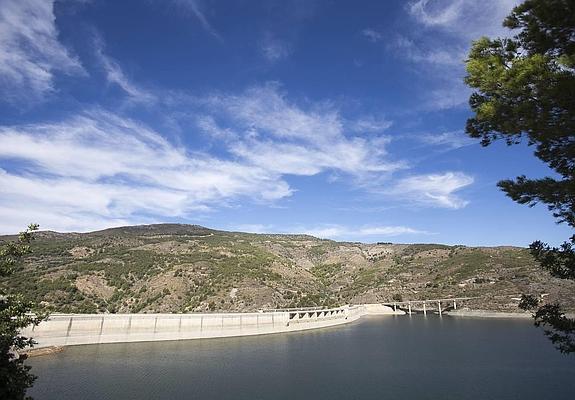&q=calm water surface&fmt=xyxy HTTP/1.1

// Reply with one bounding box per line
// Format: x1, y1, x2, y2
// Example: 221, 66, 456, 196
28, 316, 575, 400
